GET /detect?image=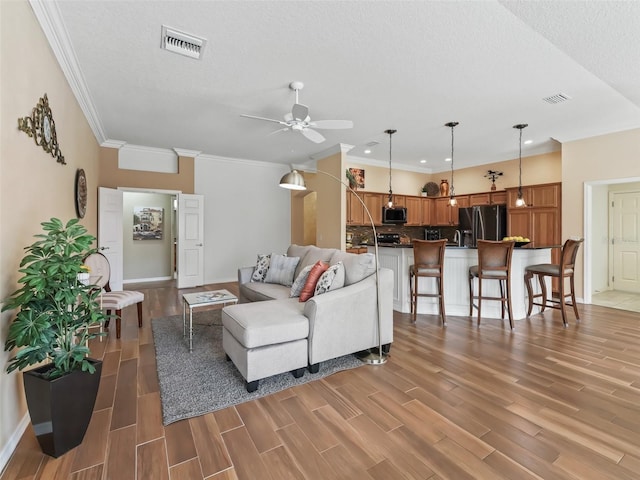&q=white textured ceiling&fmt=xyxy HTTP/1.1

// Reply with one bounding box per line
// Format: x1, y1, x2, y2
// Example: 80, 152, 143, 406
38, 0, 640, 173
